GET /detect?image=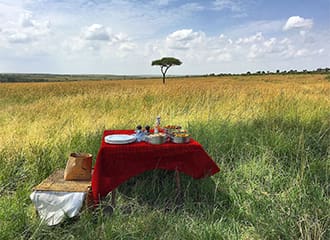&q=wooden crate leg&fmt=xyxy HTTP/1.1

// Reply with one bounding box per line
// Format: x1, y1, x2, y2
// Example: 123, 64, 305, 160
175, 169, 181, 196
111, 189, 116, 208
85, 186, 93, 210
